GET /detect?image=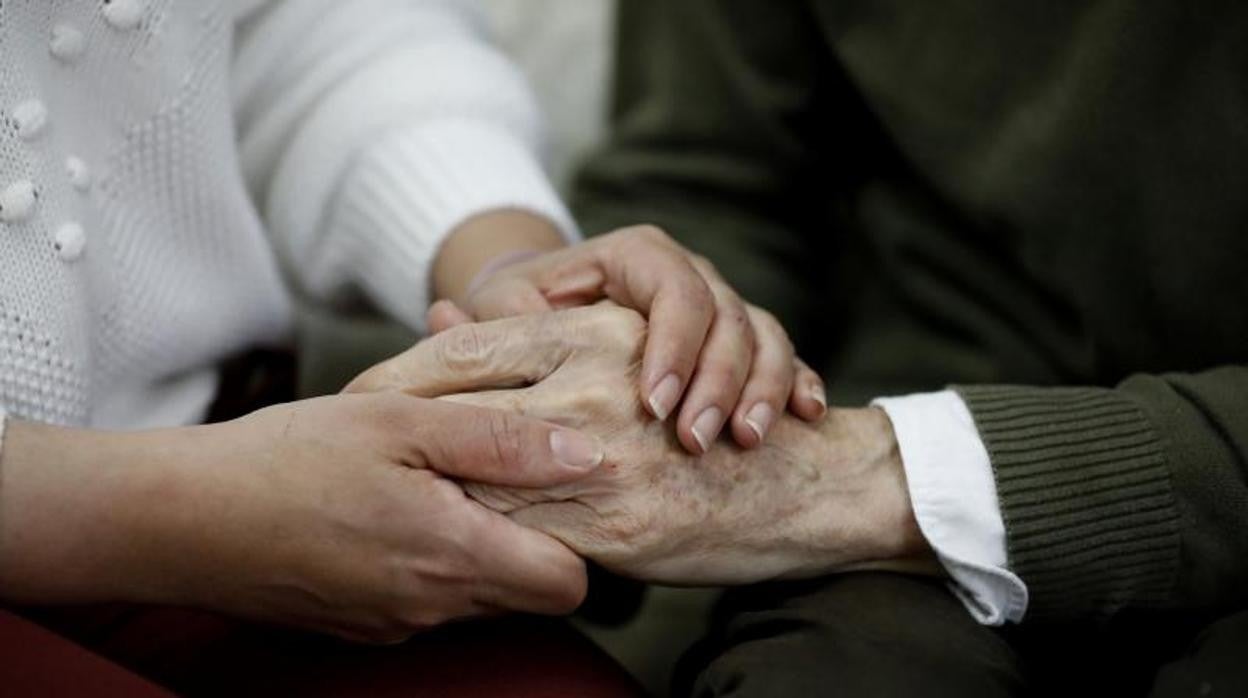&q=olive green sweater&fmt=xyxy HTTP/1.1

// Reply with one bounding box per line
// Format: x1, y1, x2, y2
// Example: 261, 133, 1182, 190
573, 0, 1248, 622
